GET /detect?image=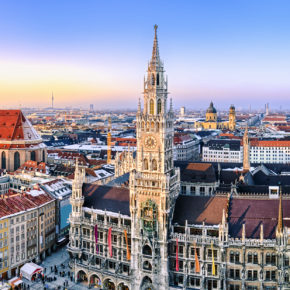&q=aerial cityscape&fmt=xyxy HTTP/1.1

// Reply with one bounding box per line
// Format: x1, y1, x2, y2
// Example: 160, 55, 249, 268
1, 1, 290, 290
